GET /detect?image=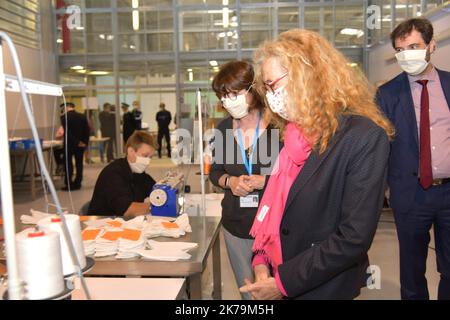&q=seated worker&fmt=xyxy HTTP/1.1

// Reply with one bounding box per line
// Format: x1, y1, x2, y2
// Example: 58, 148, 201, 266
88, 131, 157, 218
